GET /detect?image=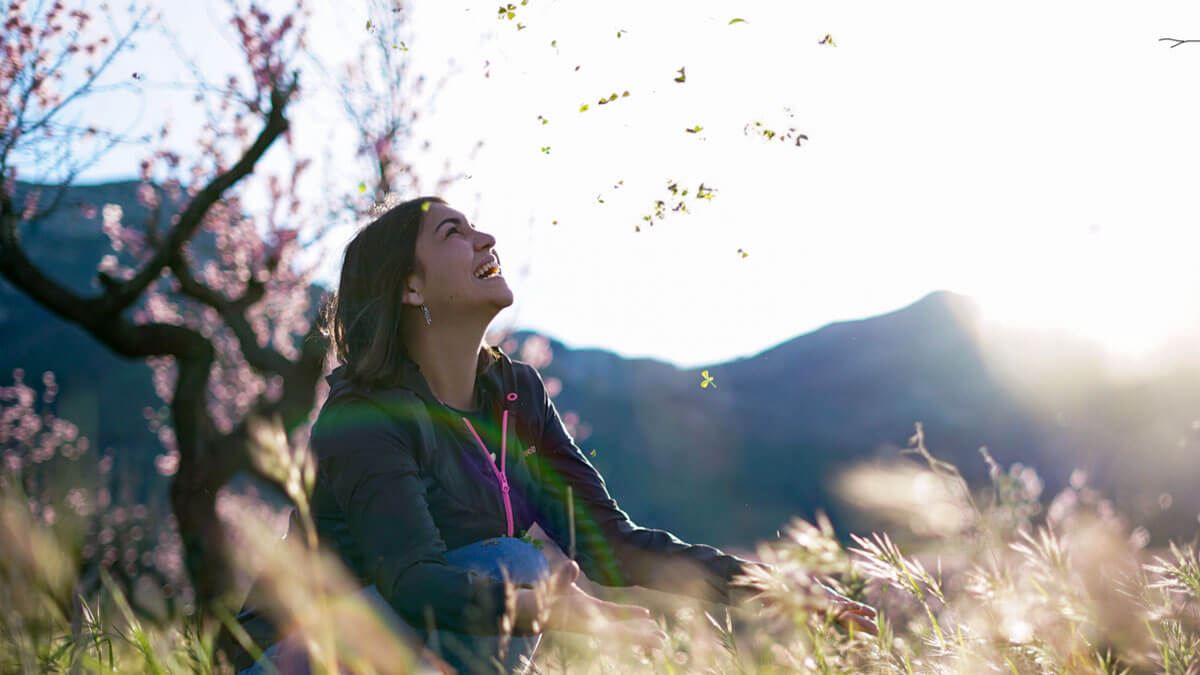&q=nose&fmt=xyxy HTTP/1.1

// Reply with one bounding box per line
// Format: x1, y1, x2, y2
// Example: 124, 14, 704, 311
475, 230, 498, 255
